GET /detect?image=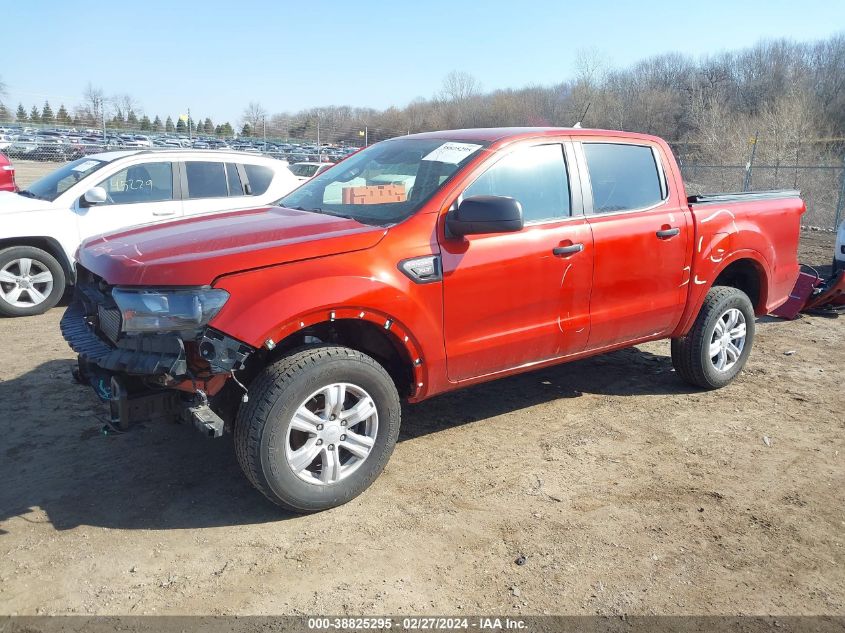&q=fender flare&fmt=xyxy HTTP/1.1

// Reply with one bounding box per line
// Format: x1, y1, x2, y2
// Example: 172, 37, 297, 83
266, 306, 428, 397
